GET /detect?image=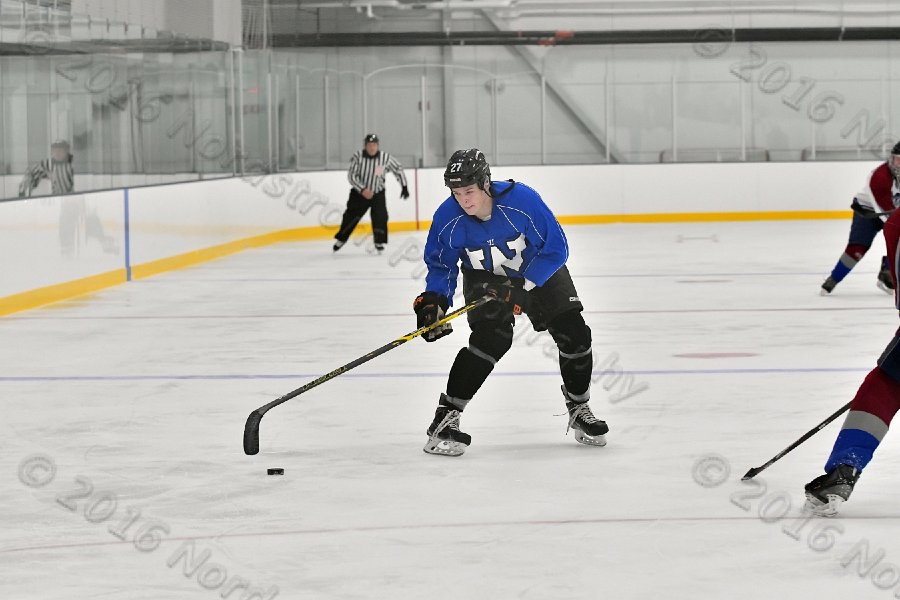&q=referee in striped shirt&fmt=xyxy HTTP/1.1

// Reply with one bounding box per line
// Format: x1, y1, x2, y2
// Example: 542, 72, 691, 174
334, 133, 409, 253
18, 139, 74, 197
